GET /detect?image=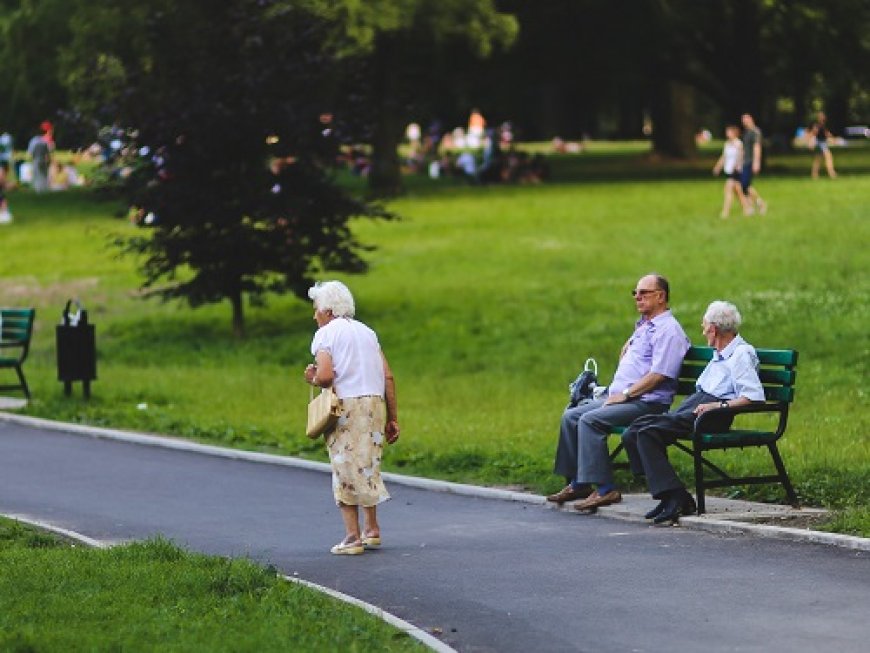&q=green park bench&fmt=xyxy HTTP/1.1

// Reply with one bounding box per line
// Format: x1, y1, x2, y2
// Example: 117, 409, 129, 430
0, 308, 36, 400
609, 345, 799, 514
